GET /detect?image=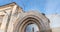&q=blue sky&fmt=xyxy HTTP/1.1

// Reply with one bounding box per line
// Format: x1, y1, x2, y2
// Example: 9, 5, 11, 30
0, 0, 60, 14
